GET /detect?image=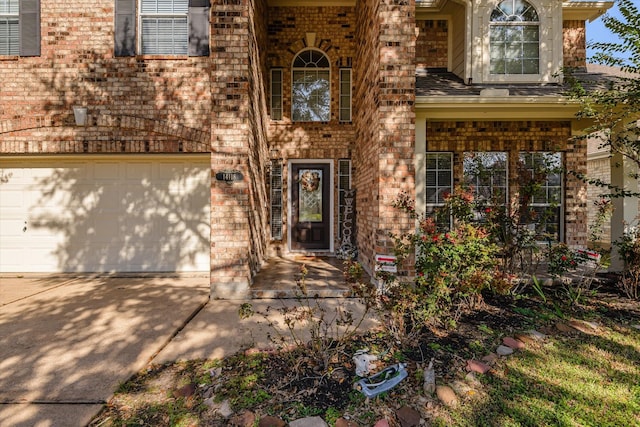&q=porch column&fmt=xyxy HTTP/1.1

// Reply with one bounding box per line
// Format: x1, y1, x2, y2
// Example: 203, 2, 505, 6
610, 151, 639, 271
